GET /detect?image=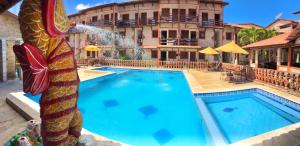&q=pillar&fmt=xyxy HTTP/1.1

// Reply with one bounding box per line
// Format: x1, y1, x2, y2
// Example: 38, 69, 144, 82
277, 48, 281, 66
288, 47, 292, 71
196, 52, 199, 61
188, 52, 191, 61
234, 54, 238, 65
166, 51, 169, 61
0, 39, 7, 81
255, 49, 259, 67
